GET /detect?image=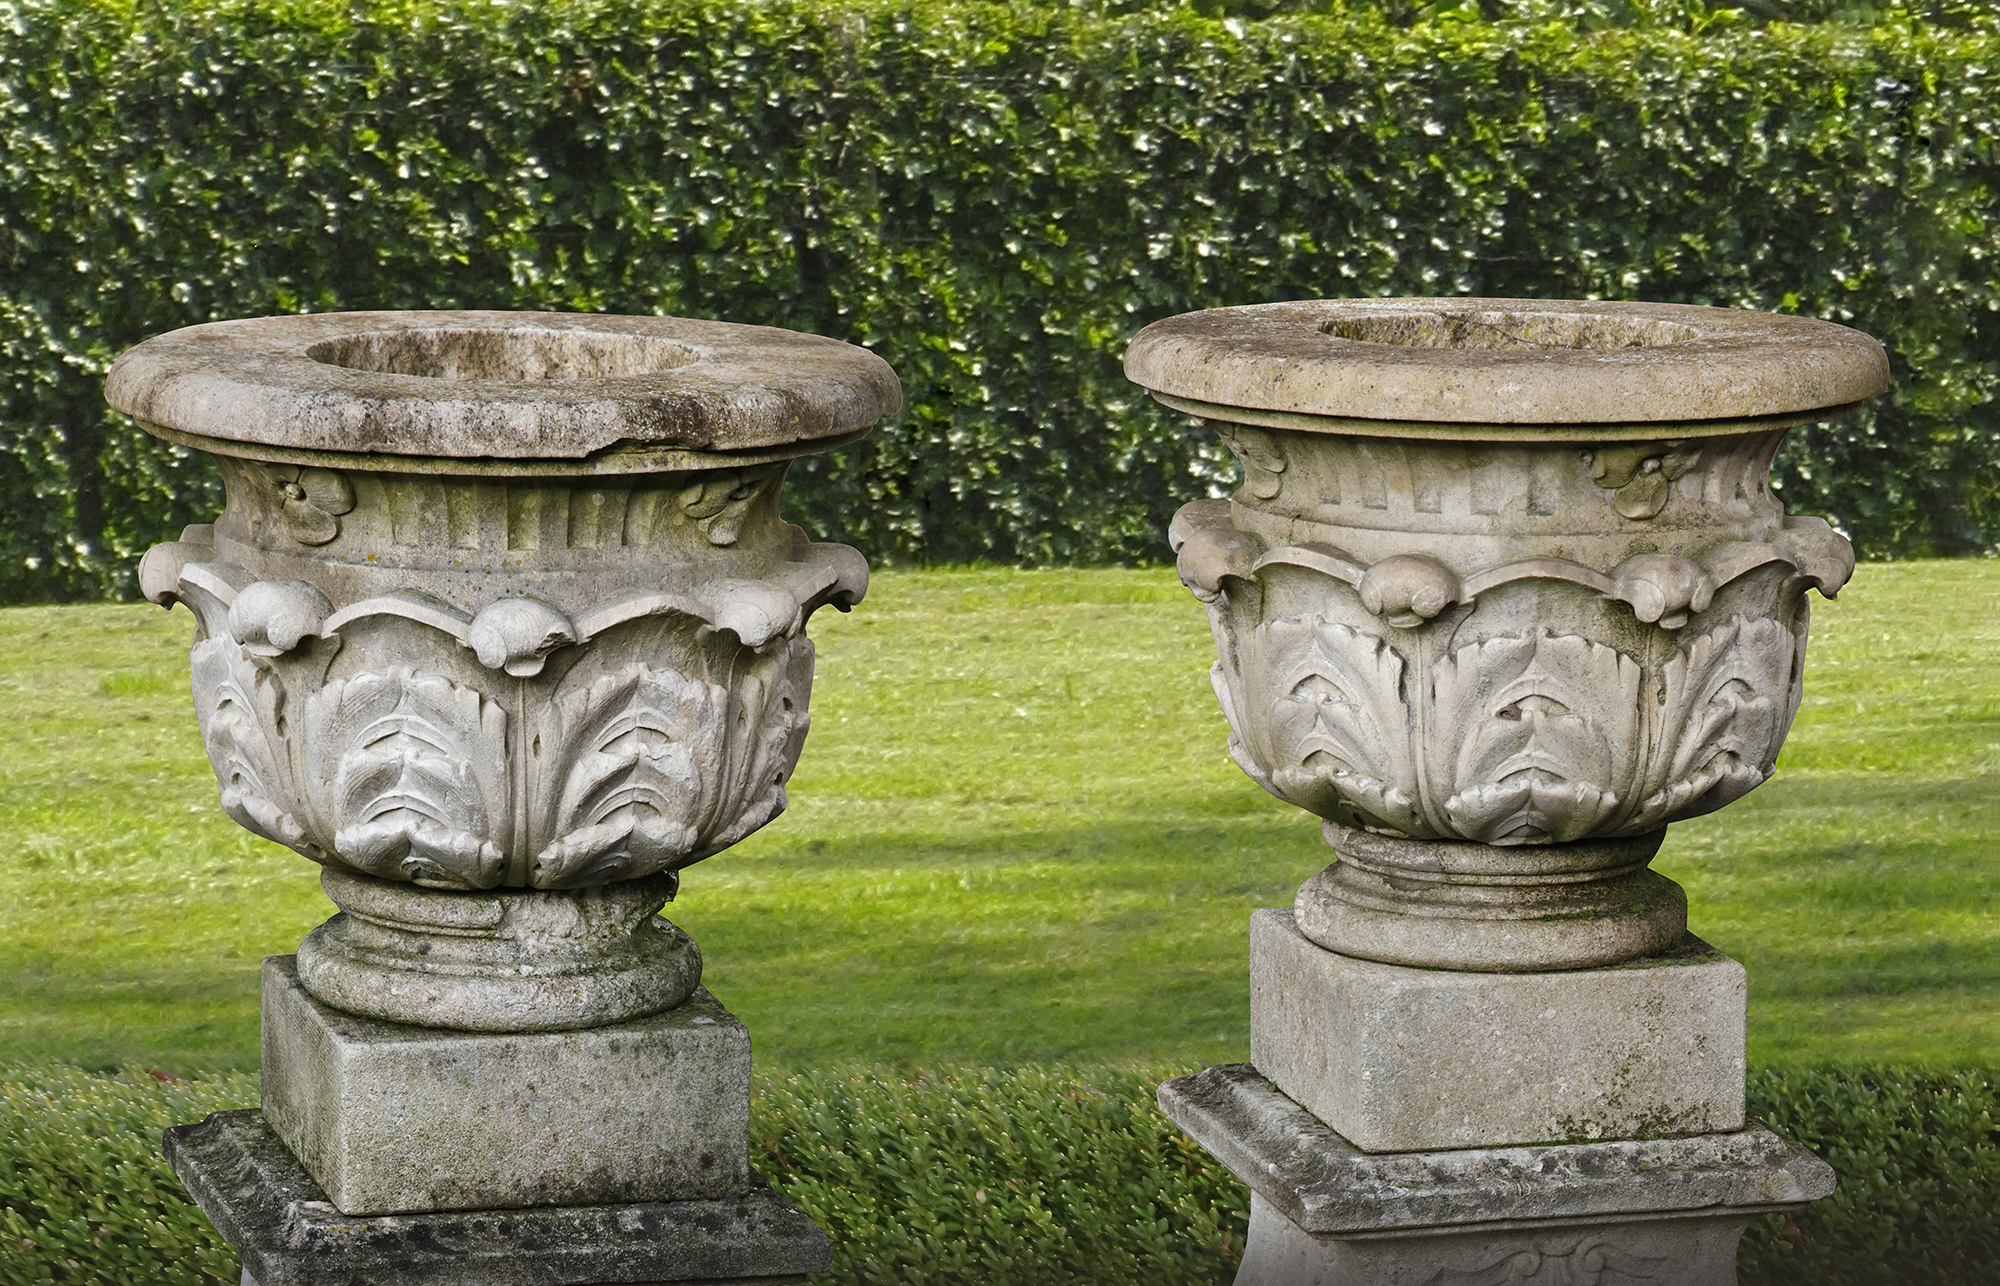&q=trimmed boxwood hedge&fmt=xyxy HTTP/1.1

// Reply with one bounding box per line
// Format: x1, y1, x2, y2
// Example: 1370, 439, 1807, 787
0, 1063, 1993, 1284
4, 1, 2000, 603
